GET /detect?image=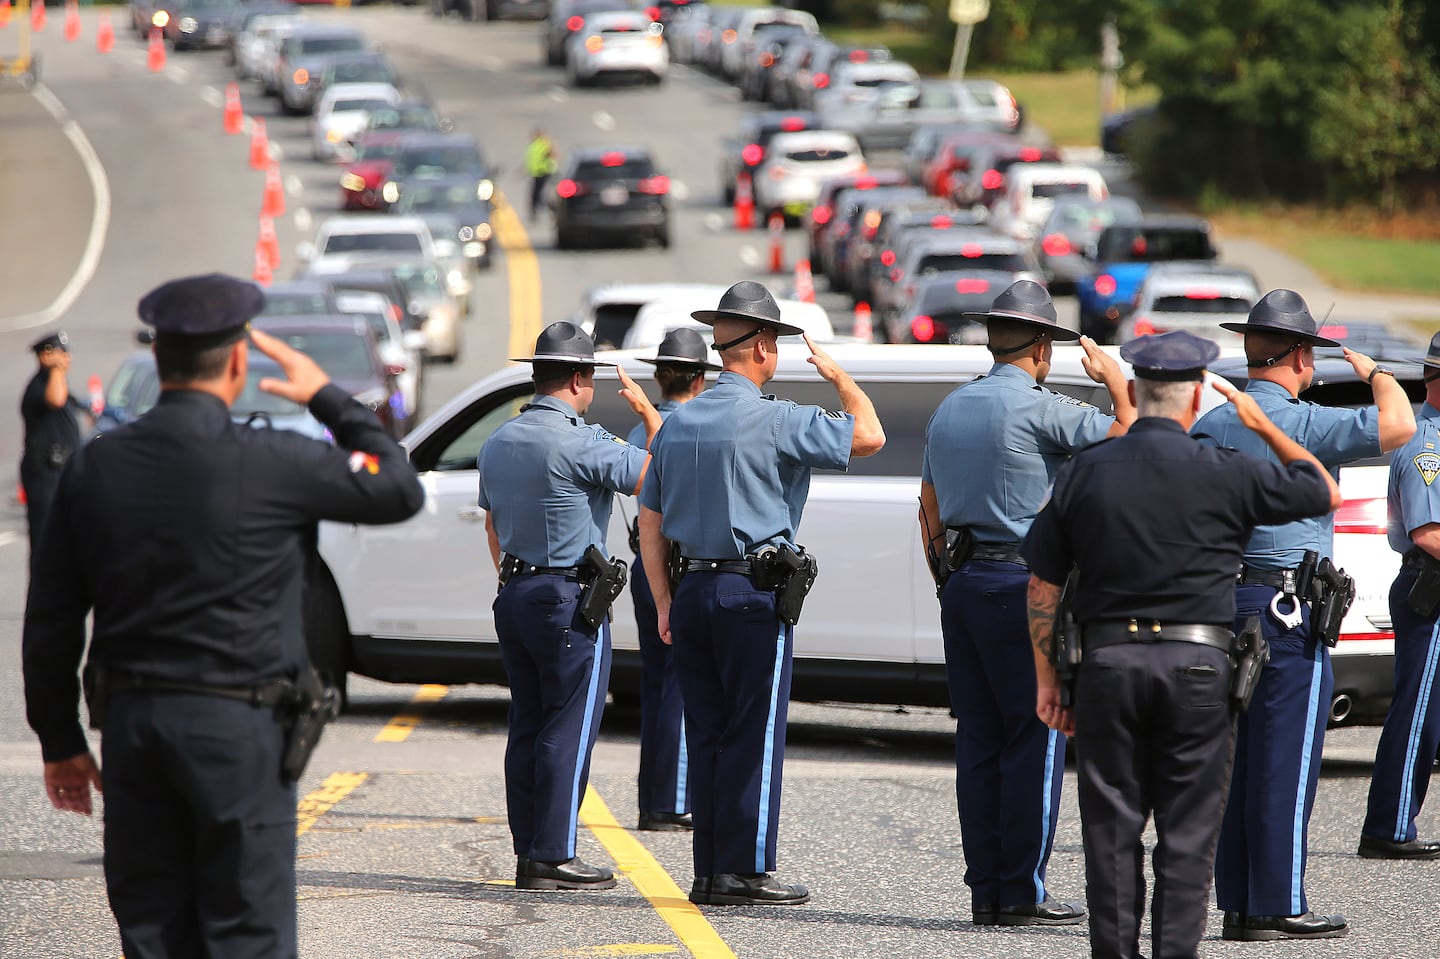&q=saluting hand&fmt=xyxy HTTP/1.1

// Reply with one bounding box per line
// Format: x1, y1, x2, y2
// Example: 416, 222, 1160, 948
250, 329, 331, 406
1341, 347, 1378, 381
804, 333, 841, 383
616, 365, 656, 417
1078, 336, 1122, 386
1211, 378, 1271, 434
